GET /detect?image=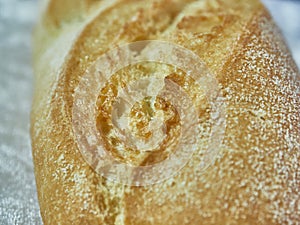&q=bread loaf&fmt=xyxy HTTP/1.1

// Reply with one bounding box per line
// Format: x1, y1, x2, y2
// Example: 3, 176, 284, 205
31, 0, 300, 224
